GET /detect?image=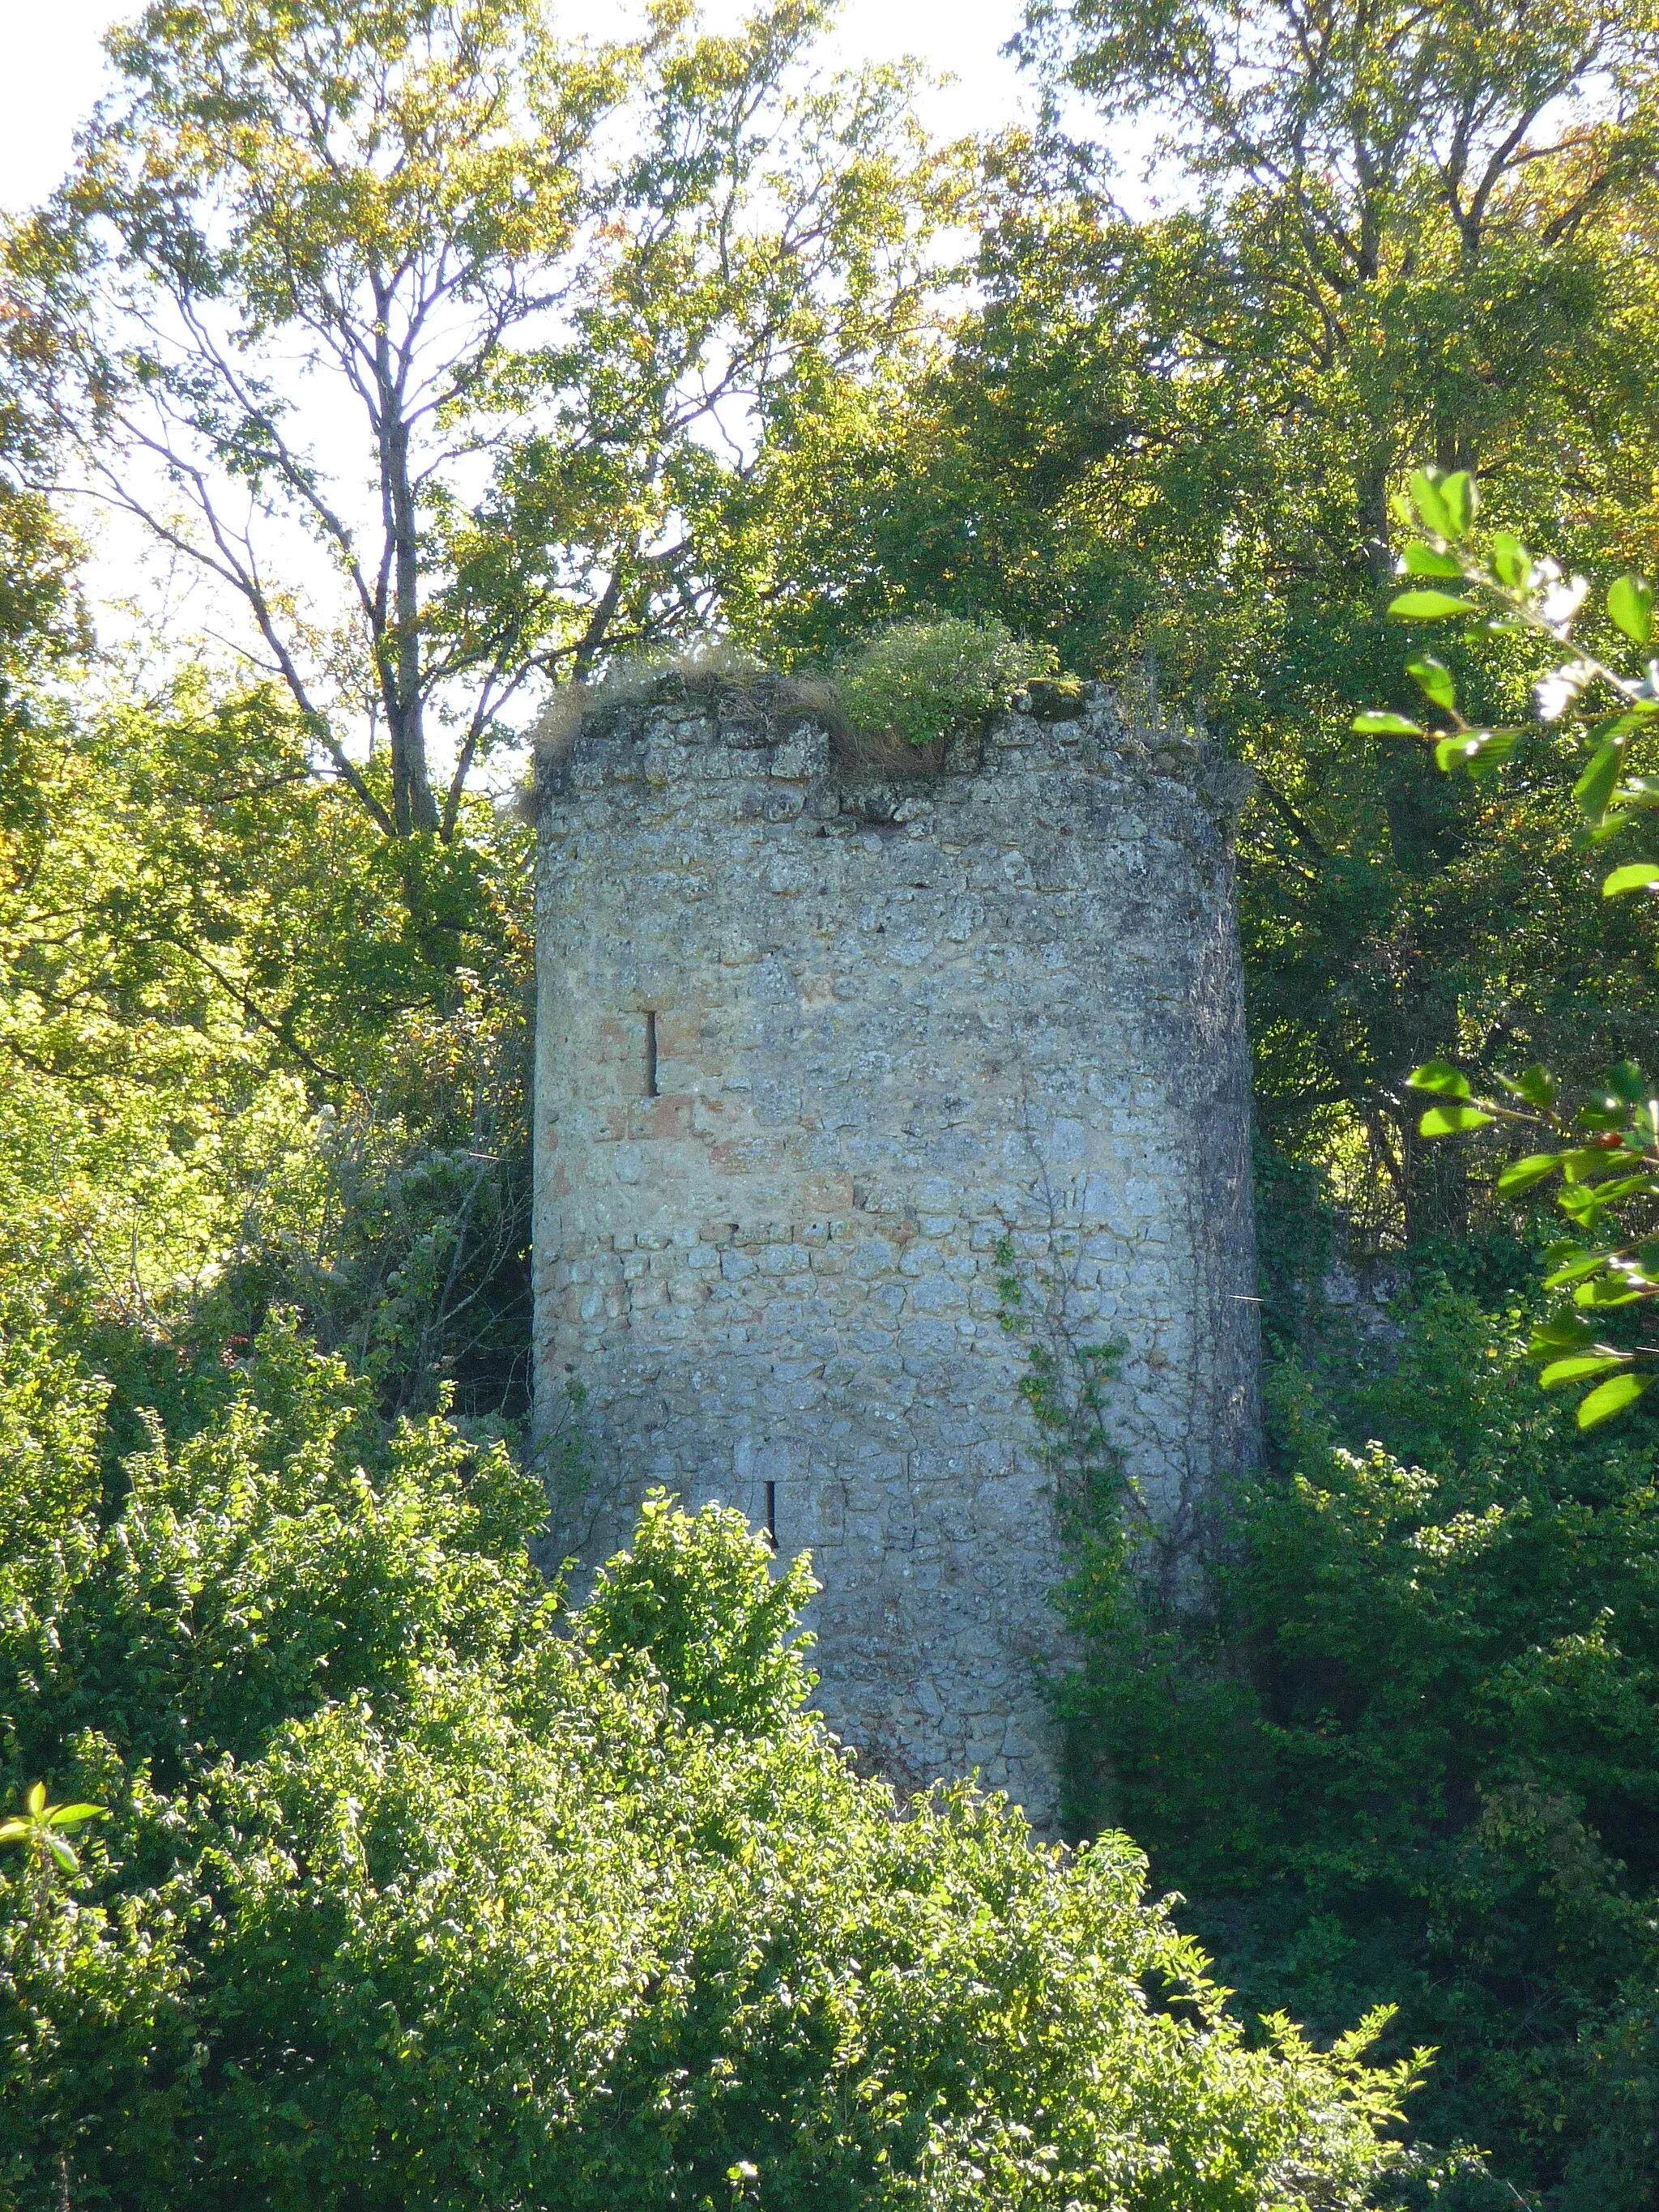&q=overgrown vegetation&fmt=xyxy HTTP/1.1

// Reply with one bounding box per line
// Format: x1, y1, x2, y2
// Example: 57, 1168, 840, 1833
1, 1319, 1418, 2206
6, 0, 1659, 2201
1051, 1260, 1659, 2210
835, 616, 1058, 748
